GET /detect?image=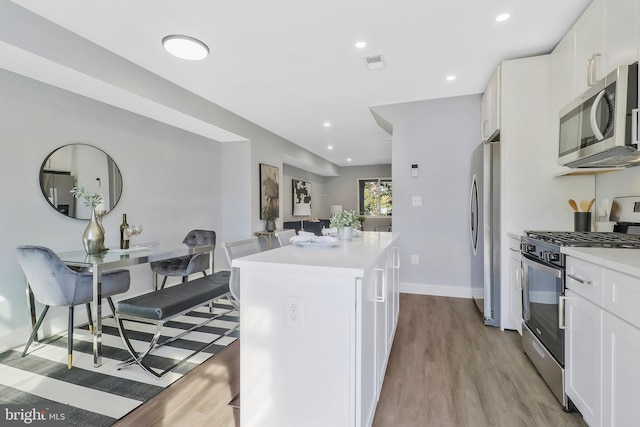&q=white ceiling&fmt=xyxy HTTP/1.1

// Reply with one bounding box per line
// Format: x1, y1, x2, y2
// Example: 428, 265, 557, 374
13, 0, 591, 167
